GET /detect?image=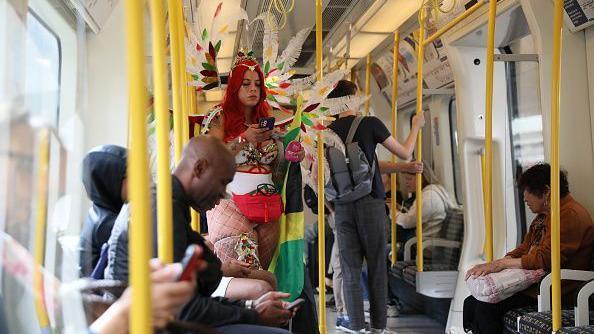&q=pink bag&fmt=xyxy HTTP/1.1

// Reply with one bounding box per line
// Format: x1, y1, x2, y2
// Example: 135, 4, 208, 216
466, 268, 545, 303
